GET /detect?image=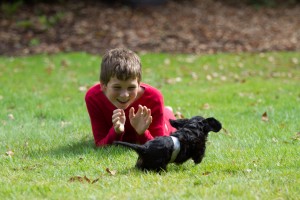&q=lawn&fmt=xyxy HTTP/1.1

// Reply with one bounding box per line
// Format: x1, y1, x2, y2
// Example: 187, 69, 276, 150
0, 51, 299, 199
